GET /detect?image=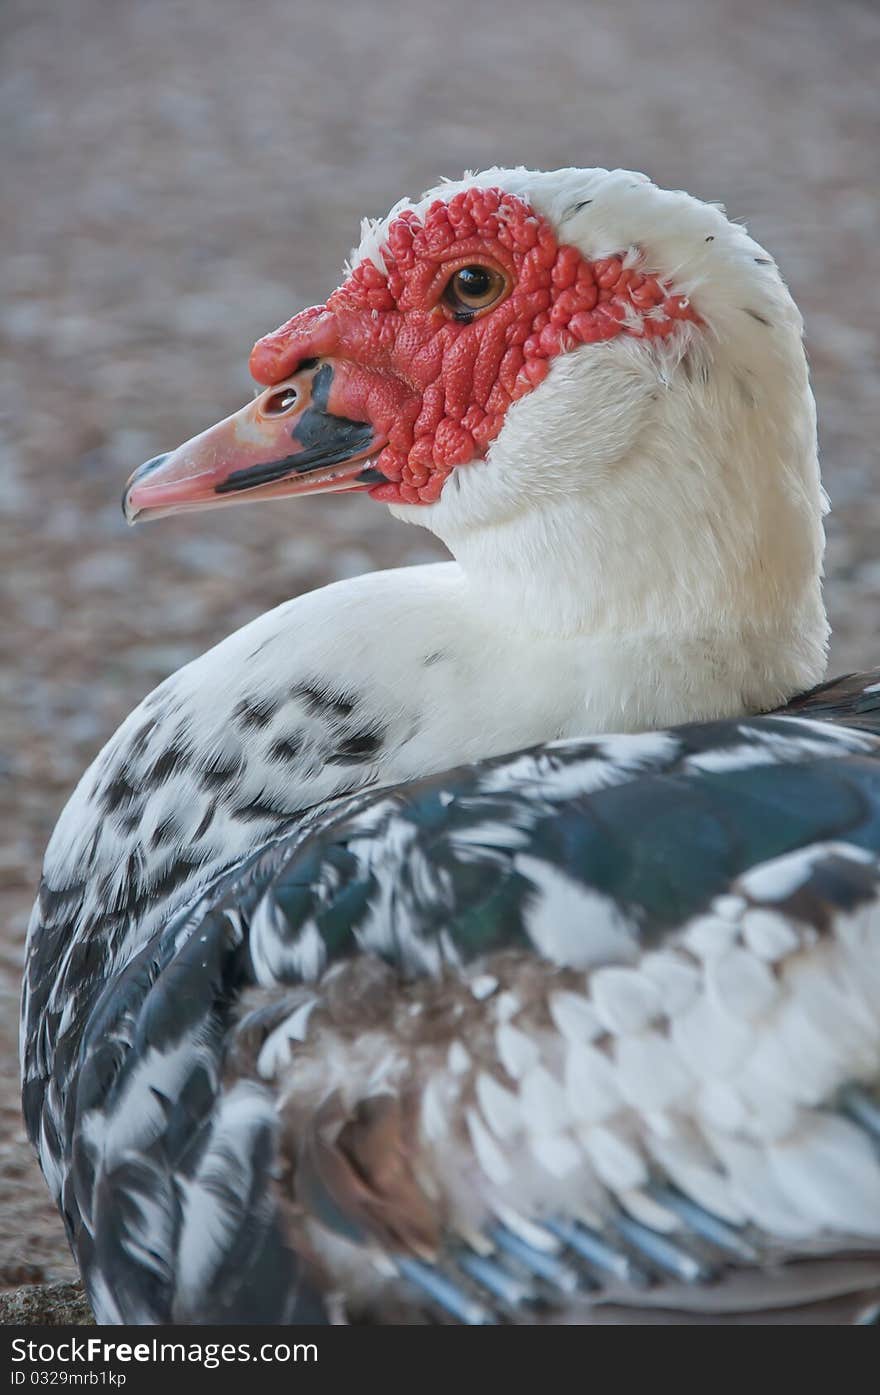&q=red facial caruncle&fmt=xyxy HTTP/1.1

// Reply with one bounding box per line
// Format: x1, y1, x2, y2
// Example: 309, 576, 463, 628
249, 187, 699, 505
123, 187, 700, 526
